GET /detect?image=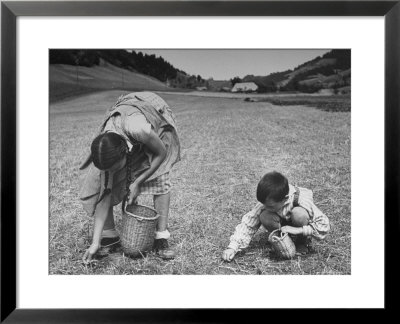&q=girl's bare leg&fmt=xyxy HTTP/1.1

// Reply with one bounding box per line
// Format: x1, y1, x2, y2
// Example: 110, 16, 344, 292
153, 192, 170, 232
100, 204, 119, 248
103, 205, 115, 231
153, 192, 175, 259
